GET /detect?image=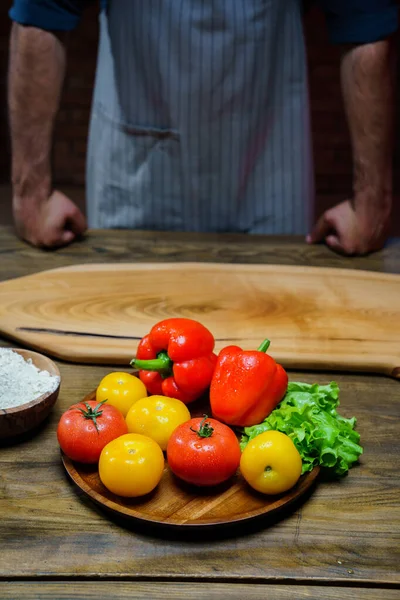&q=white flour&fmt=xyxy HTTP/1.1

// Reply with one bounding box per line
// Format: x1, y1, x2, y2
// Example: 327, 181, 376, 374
0, 348, 60, 410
